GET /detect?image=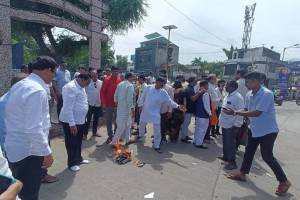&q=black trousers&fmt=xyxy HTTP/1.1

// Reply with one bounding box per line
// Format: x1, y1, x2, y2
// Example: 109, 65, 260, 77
205, 124, 212, 140
240, 132, 287, 182
56, 95, 63, 118
85, 105, 103, 136
62, 122, 84, 167
160, 113, 168, 139
9, 156, 44, 200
